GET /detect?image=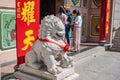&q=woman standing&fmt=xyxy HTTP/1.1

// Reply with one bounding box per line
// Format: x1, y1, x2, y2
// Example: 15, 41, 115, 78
72, 9, 82, 52
57, 6, 67, 27
57, 6, 68, 40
